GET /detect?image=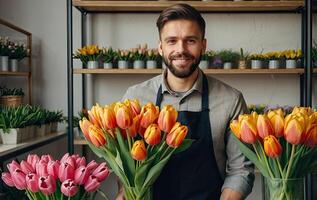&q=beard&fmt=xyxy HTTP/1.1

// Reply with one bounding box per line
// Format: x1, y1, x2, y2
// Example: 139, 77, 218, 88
162, 52, 201, 78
